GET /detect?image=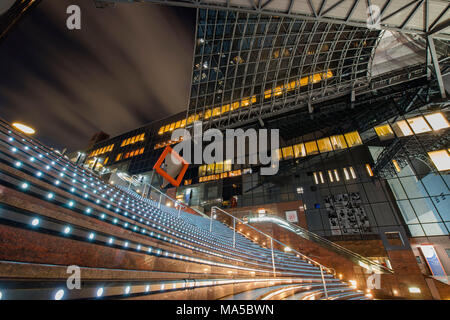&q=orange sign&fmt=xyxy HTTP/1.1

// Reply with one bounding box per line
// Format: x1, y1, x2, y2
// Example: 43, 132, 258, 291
153, 146, 189, 187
